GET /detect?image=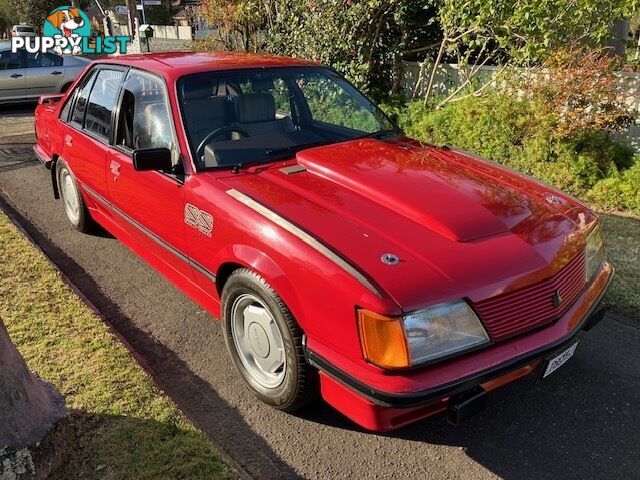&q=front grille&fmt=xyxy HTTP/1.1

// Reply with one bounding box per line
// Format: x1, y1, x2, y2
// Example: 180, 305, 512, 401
471, 253, 586, 342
